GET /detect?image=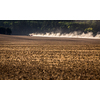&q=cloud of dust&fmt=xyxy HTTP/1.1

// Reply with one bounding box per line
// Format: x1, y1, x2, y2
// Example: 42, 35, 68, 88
29, 31, 100, 39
